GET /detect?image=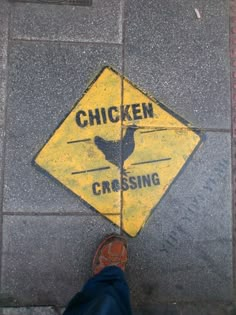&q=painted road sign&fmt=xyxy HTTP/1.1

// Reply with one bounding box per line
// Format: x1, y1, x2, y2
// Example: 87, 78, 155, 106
35, 67, 201, 237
